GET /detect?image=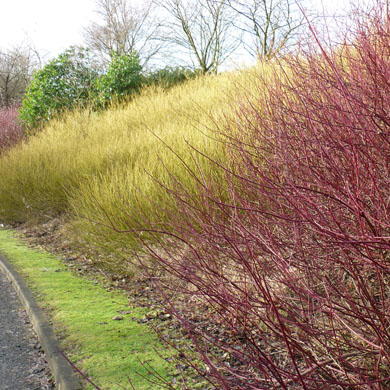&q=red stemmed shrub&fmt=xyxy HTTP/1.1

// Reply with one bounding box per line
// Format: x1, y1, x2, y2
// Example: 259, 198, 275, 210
0, 104, 23, 153
125, 3, 390, 389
